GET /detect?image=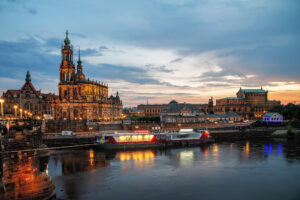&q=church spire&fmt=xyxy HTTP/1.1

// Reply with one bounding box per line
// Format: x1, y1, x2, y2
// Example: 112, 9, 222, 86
77, 45, 82, 65
25, 70, 31, 82
64, 29, 70, 46
77, 46, 83, 74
